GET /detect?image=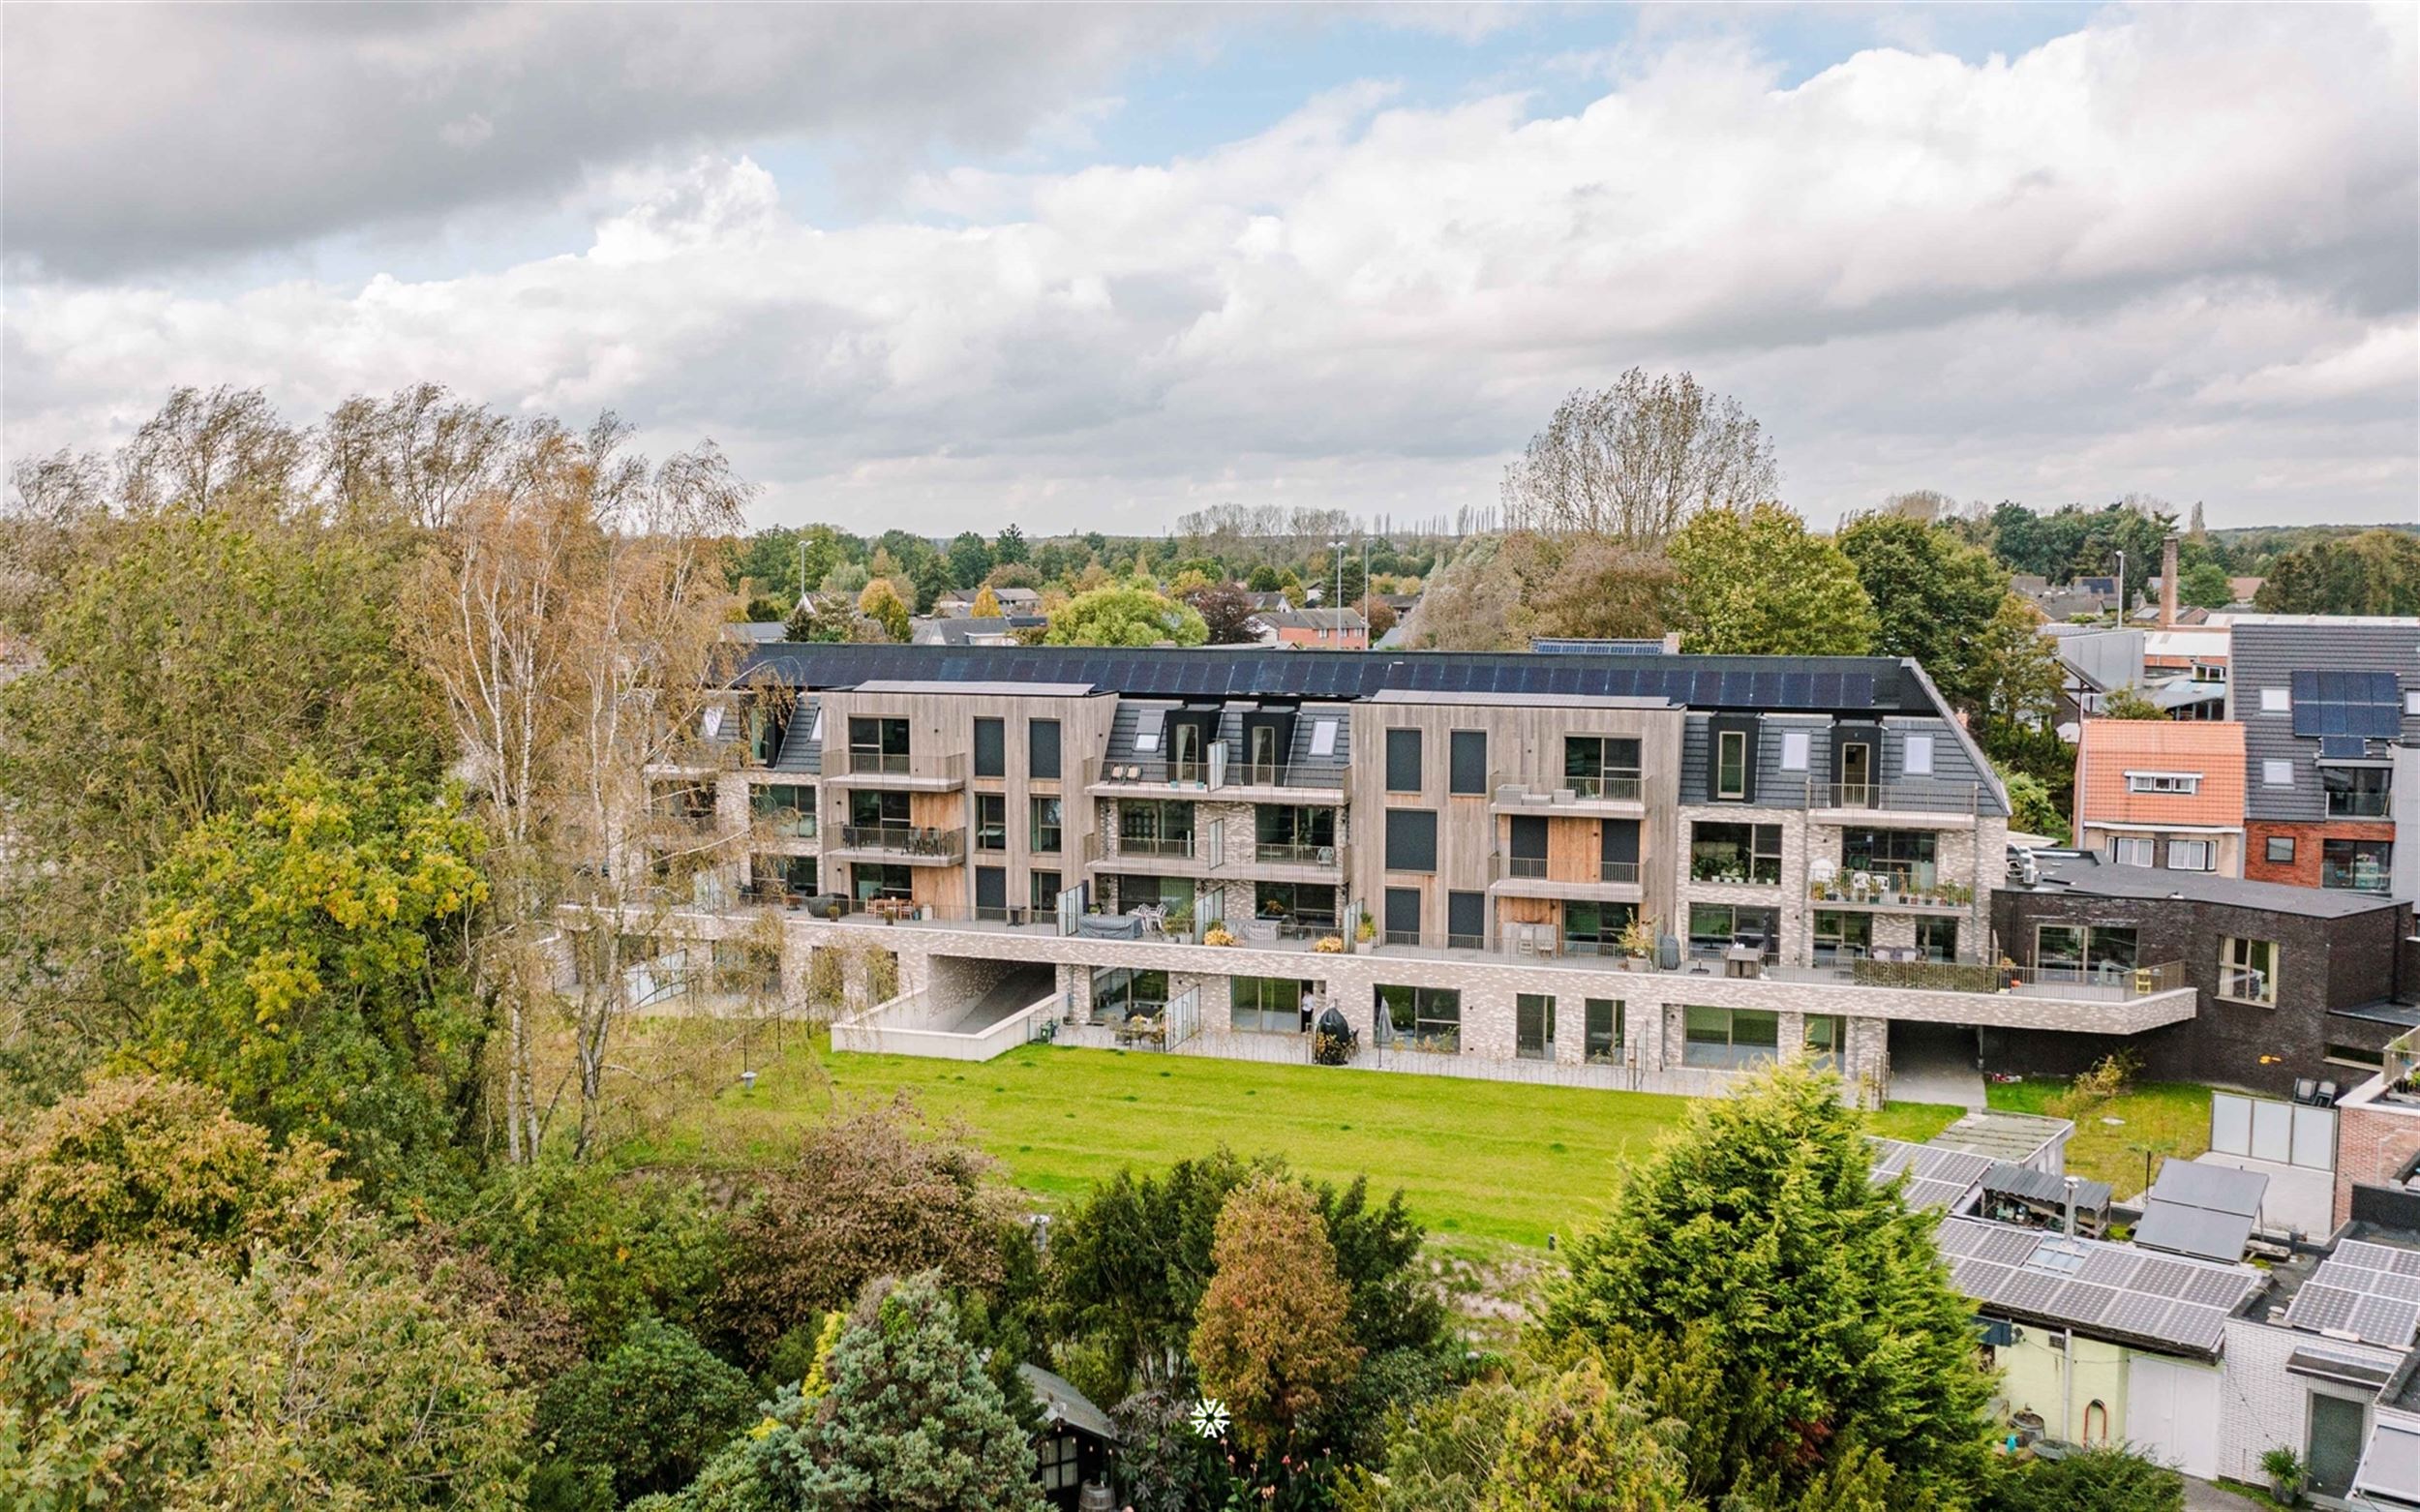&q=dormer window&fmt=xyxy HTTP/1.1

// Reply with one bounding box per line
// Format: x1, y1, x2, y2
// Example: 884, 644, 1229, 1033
2125, 771, 2201, 796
